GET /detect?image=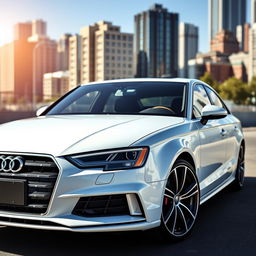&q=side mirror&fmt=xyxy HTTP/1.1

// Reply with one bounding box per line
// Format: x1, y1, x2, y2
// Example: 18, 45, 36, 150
200, 105, 227, 125
36, 105, 49, 117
